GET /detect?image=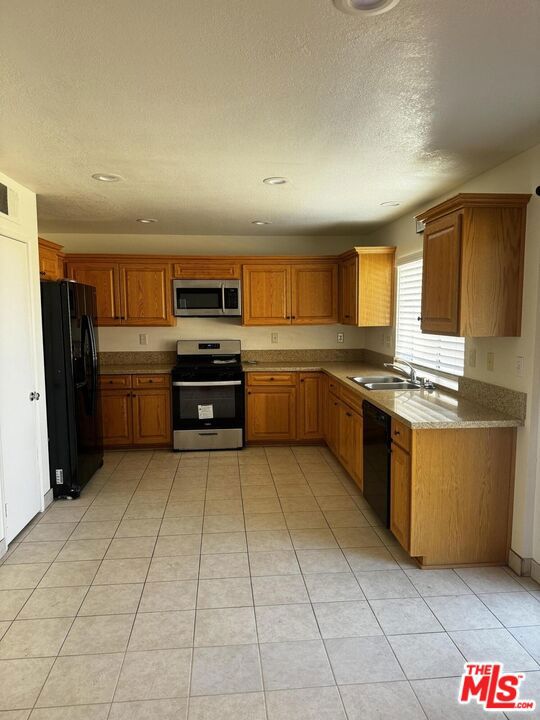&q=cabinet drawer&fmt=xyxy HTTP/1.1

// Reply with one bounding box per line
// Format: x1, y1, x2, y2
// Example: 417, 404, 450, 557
99, 374, 132, 389
339, 384, 363, 414
247, 372, 296, 386
391, 419, 411, 452
132, 374, 170, 388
